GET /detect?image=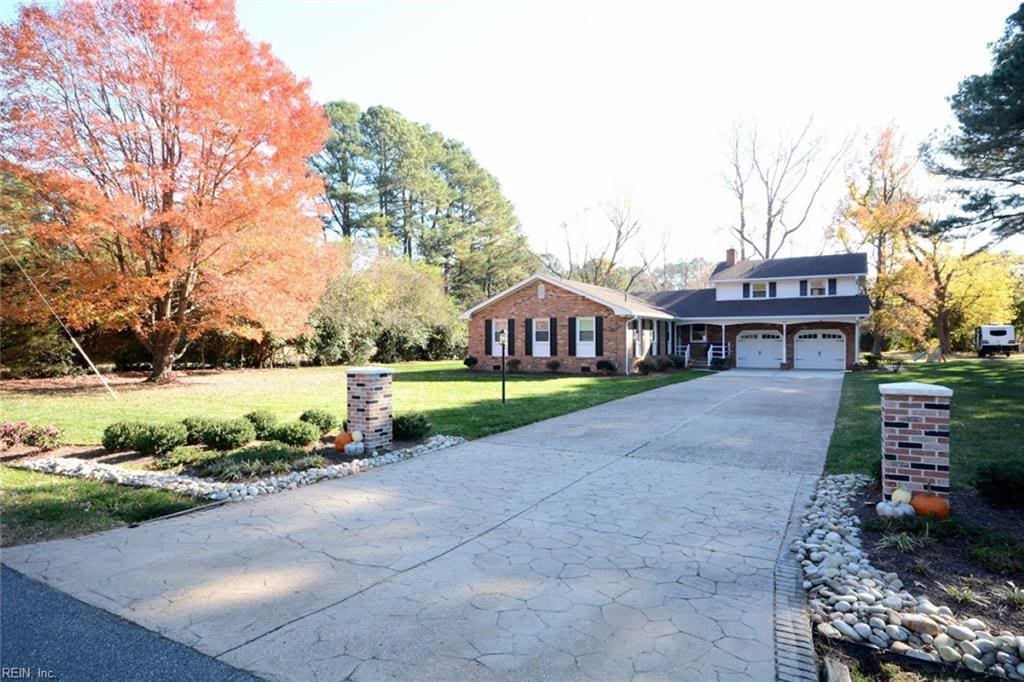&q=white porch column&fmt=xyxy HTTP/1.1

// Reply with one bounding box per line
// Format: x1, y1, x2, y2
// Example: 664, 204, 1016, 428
855, 320, 862, 363
721, 324, 726, 357
782, 322, 788, 365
